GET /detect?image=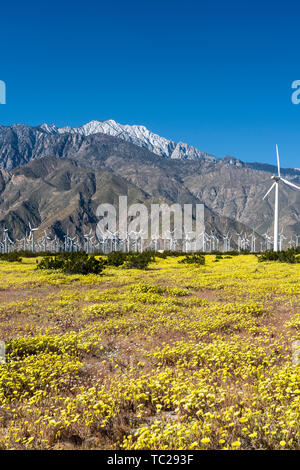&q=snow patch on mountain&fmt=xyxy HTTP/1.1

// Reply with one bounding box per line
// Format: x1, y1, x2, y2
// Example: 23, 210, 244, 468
39, 119, 216, 162
40, 123, 58, 134
171, 141, 217, 162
